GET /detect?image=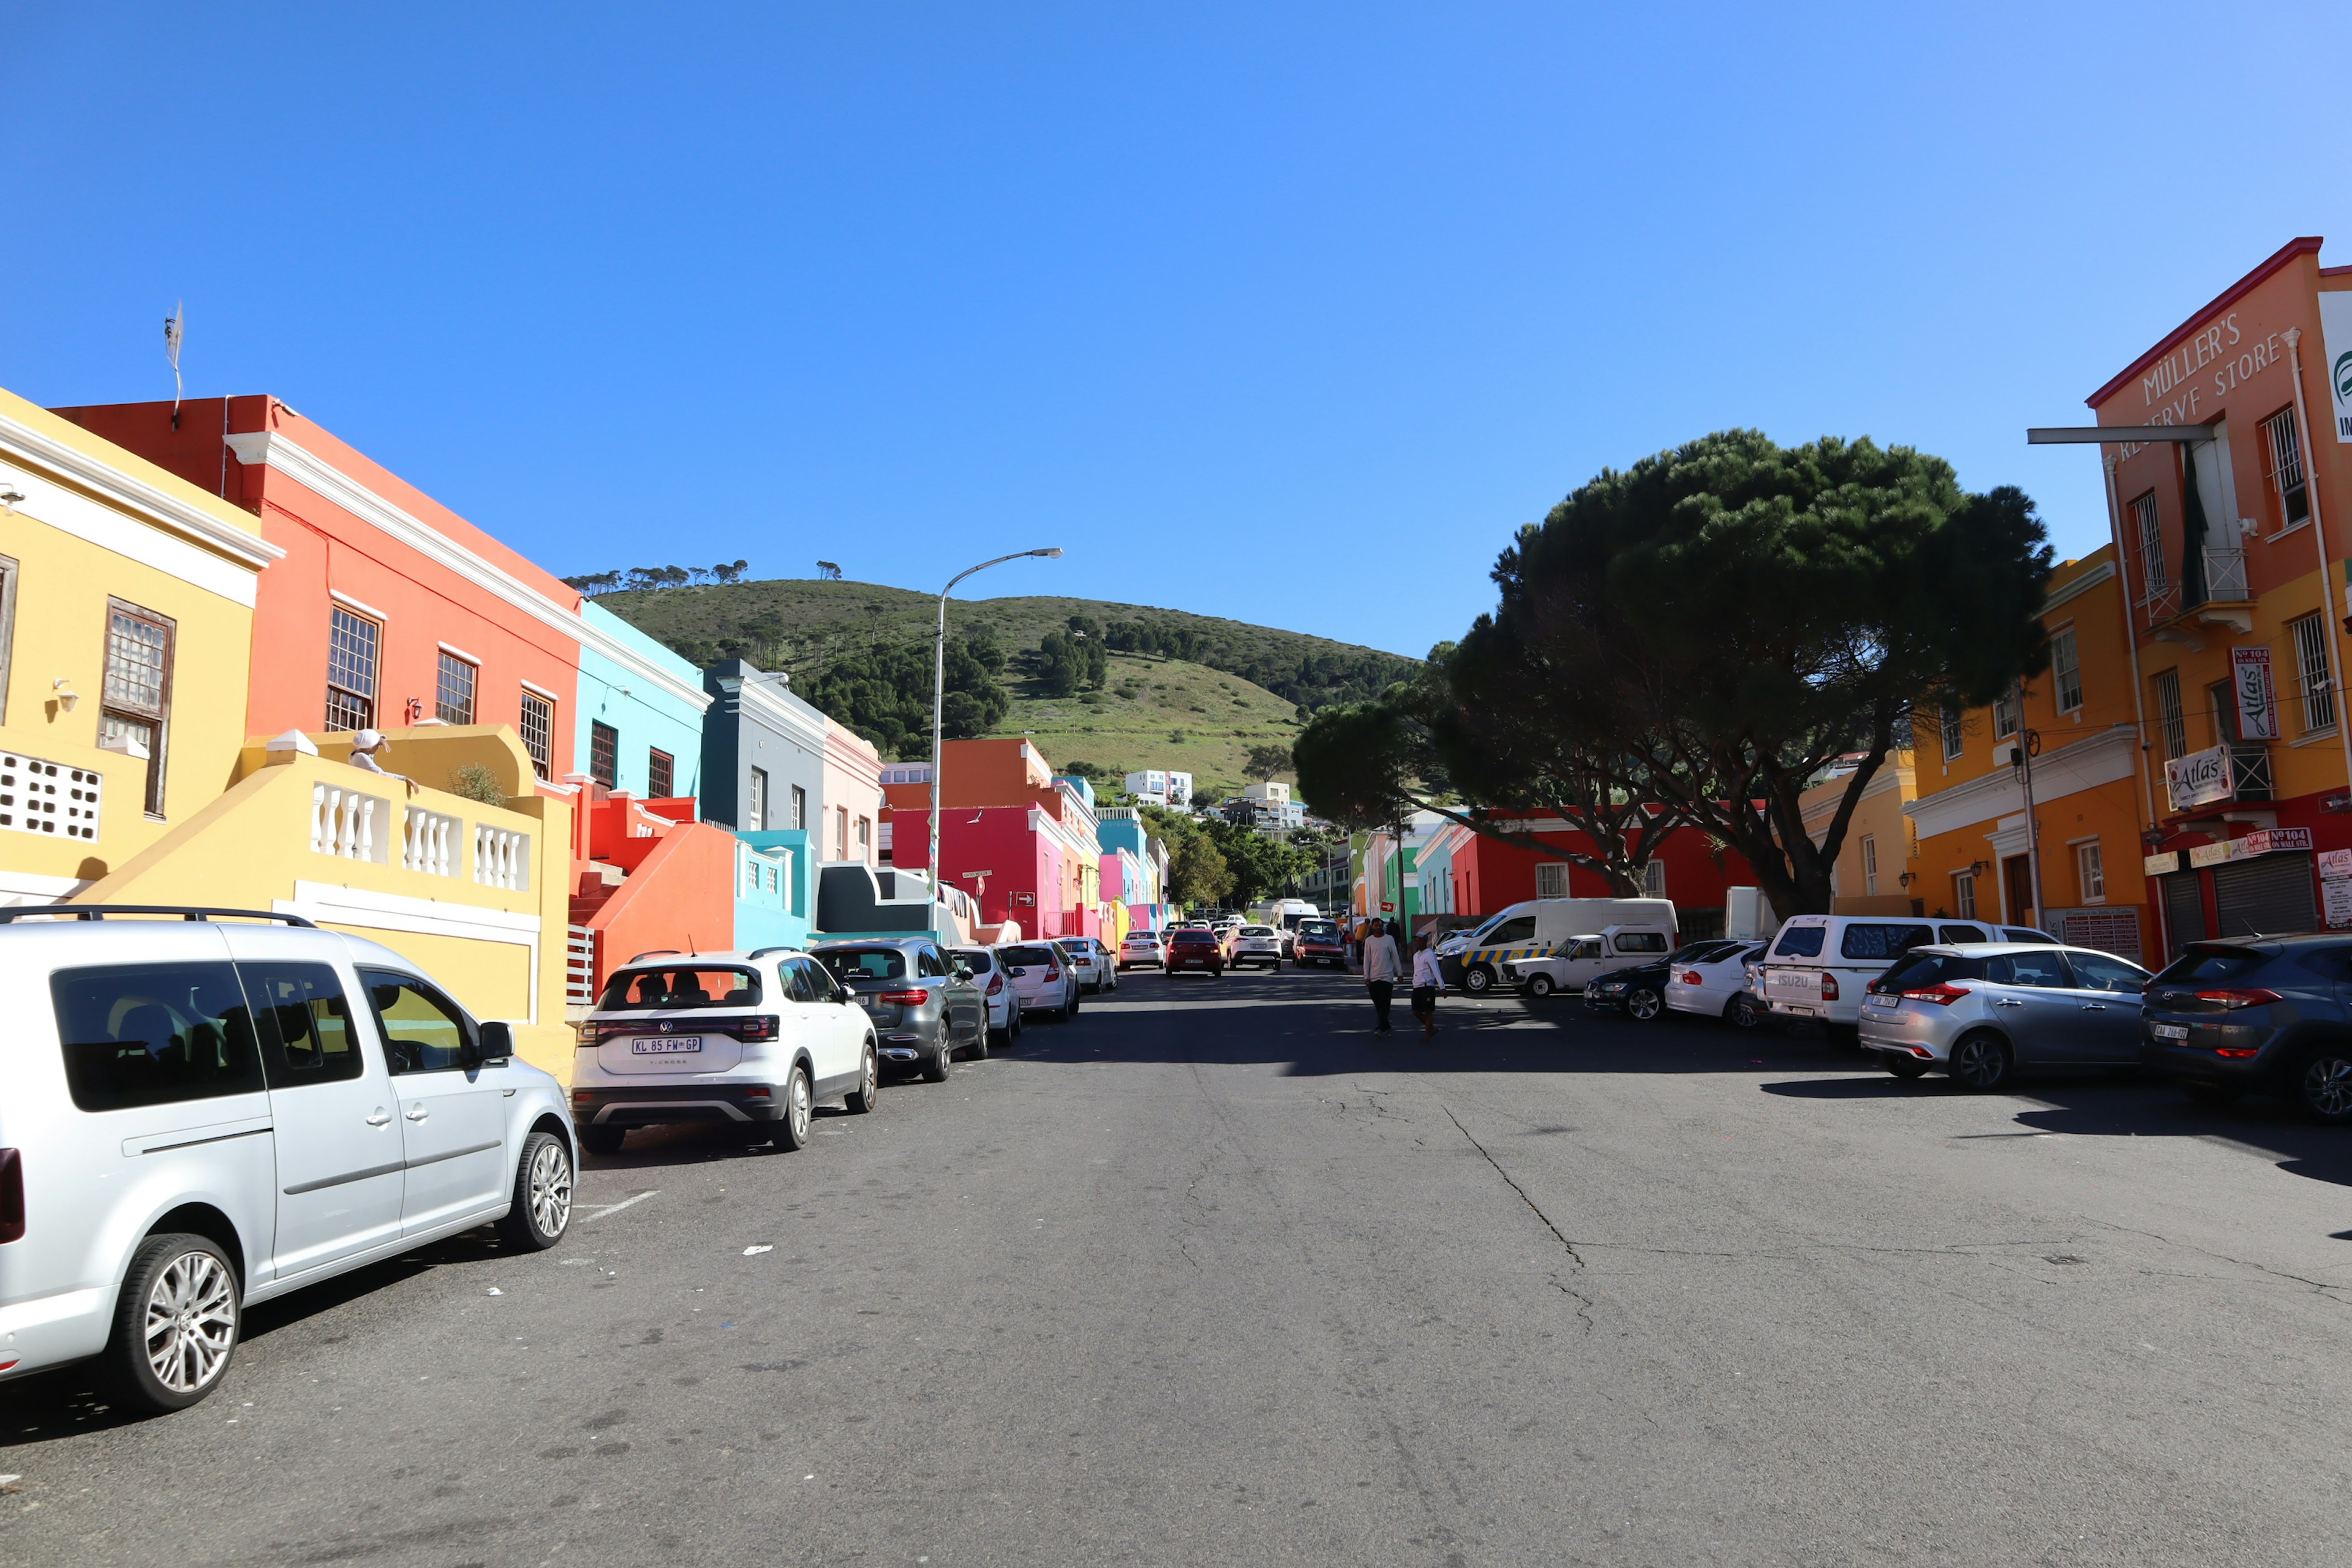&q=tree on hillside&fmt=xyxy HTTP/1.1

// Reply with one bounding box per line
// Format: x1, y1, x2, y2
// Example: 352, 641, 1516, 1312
799, 635, 1011, 758
1035, 627, 1108, 696
1200, 818, 1317, 908
1140, 804, 1233, 907
1243, 742, 1292, 778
